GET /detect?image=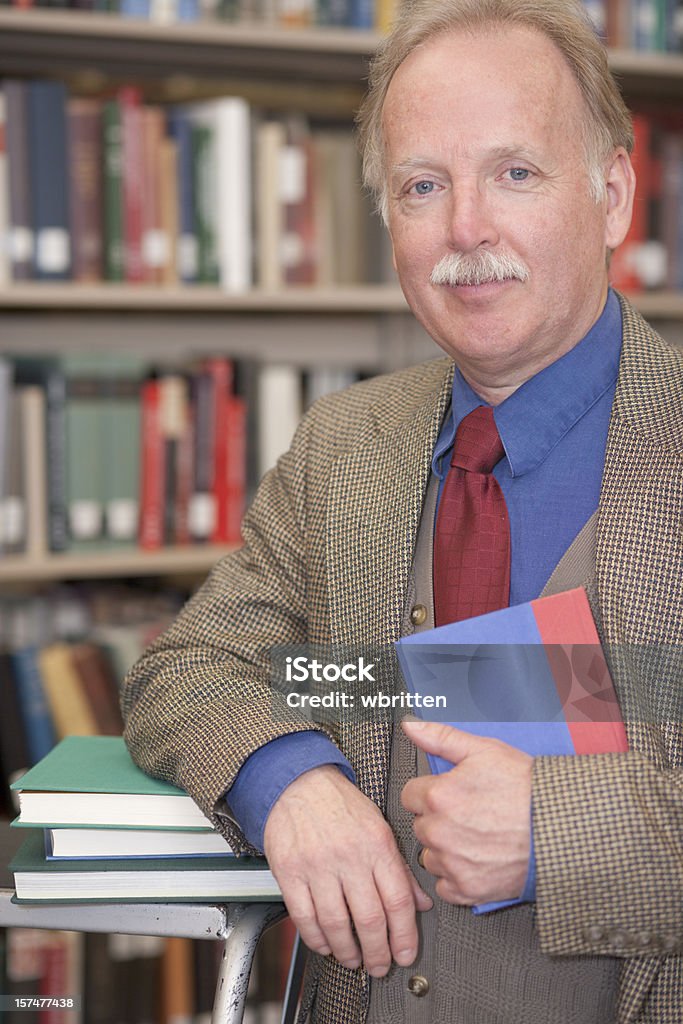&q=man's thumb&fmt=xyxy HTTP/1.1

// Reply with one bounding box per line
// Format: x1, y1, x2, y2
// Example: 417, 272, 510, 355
401, 719, 485, 762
